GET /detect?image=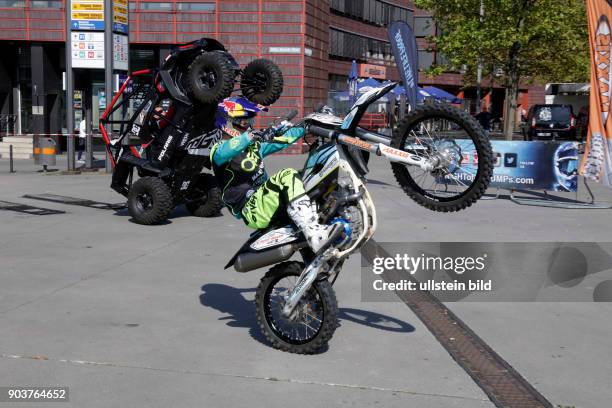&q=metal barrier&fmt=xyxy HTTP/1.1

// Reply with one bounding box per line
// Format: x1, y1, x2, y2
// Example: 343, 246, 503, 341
0, 114, 17, 138
1, 133, 109, 173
